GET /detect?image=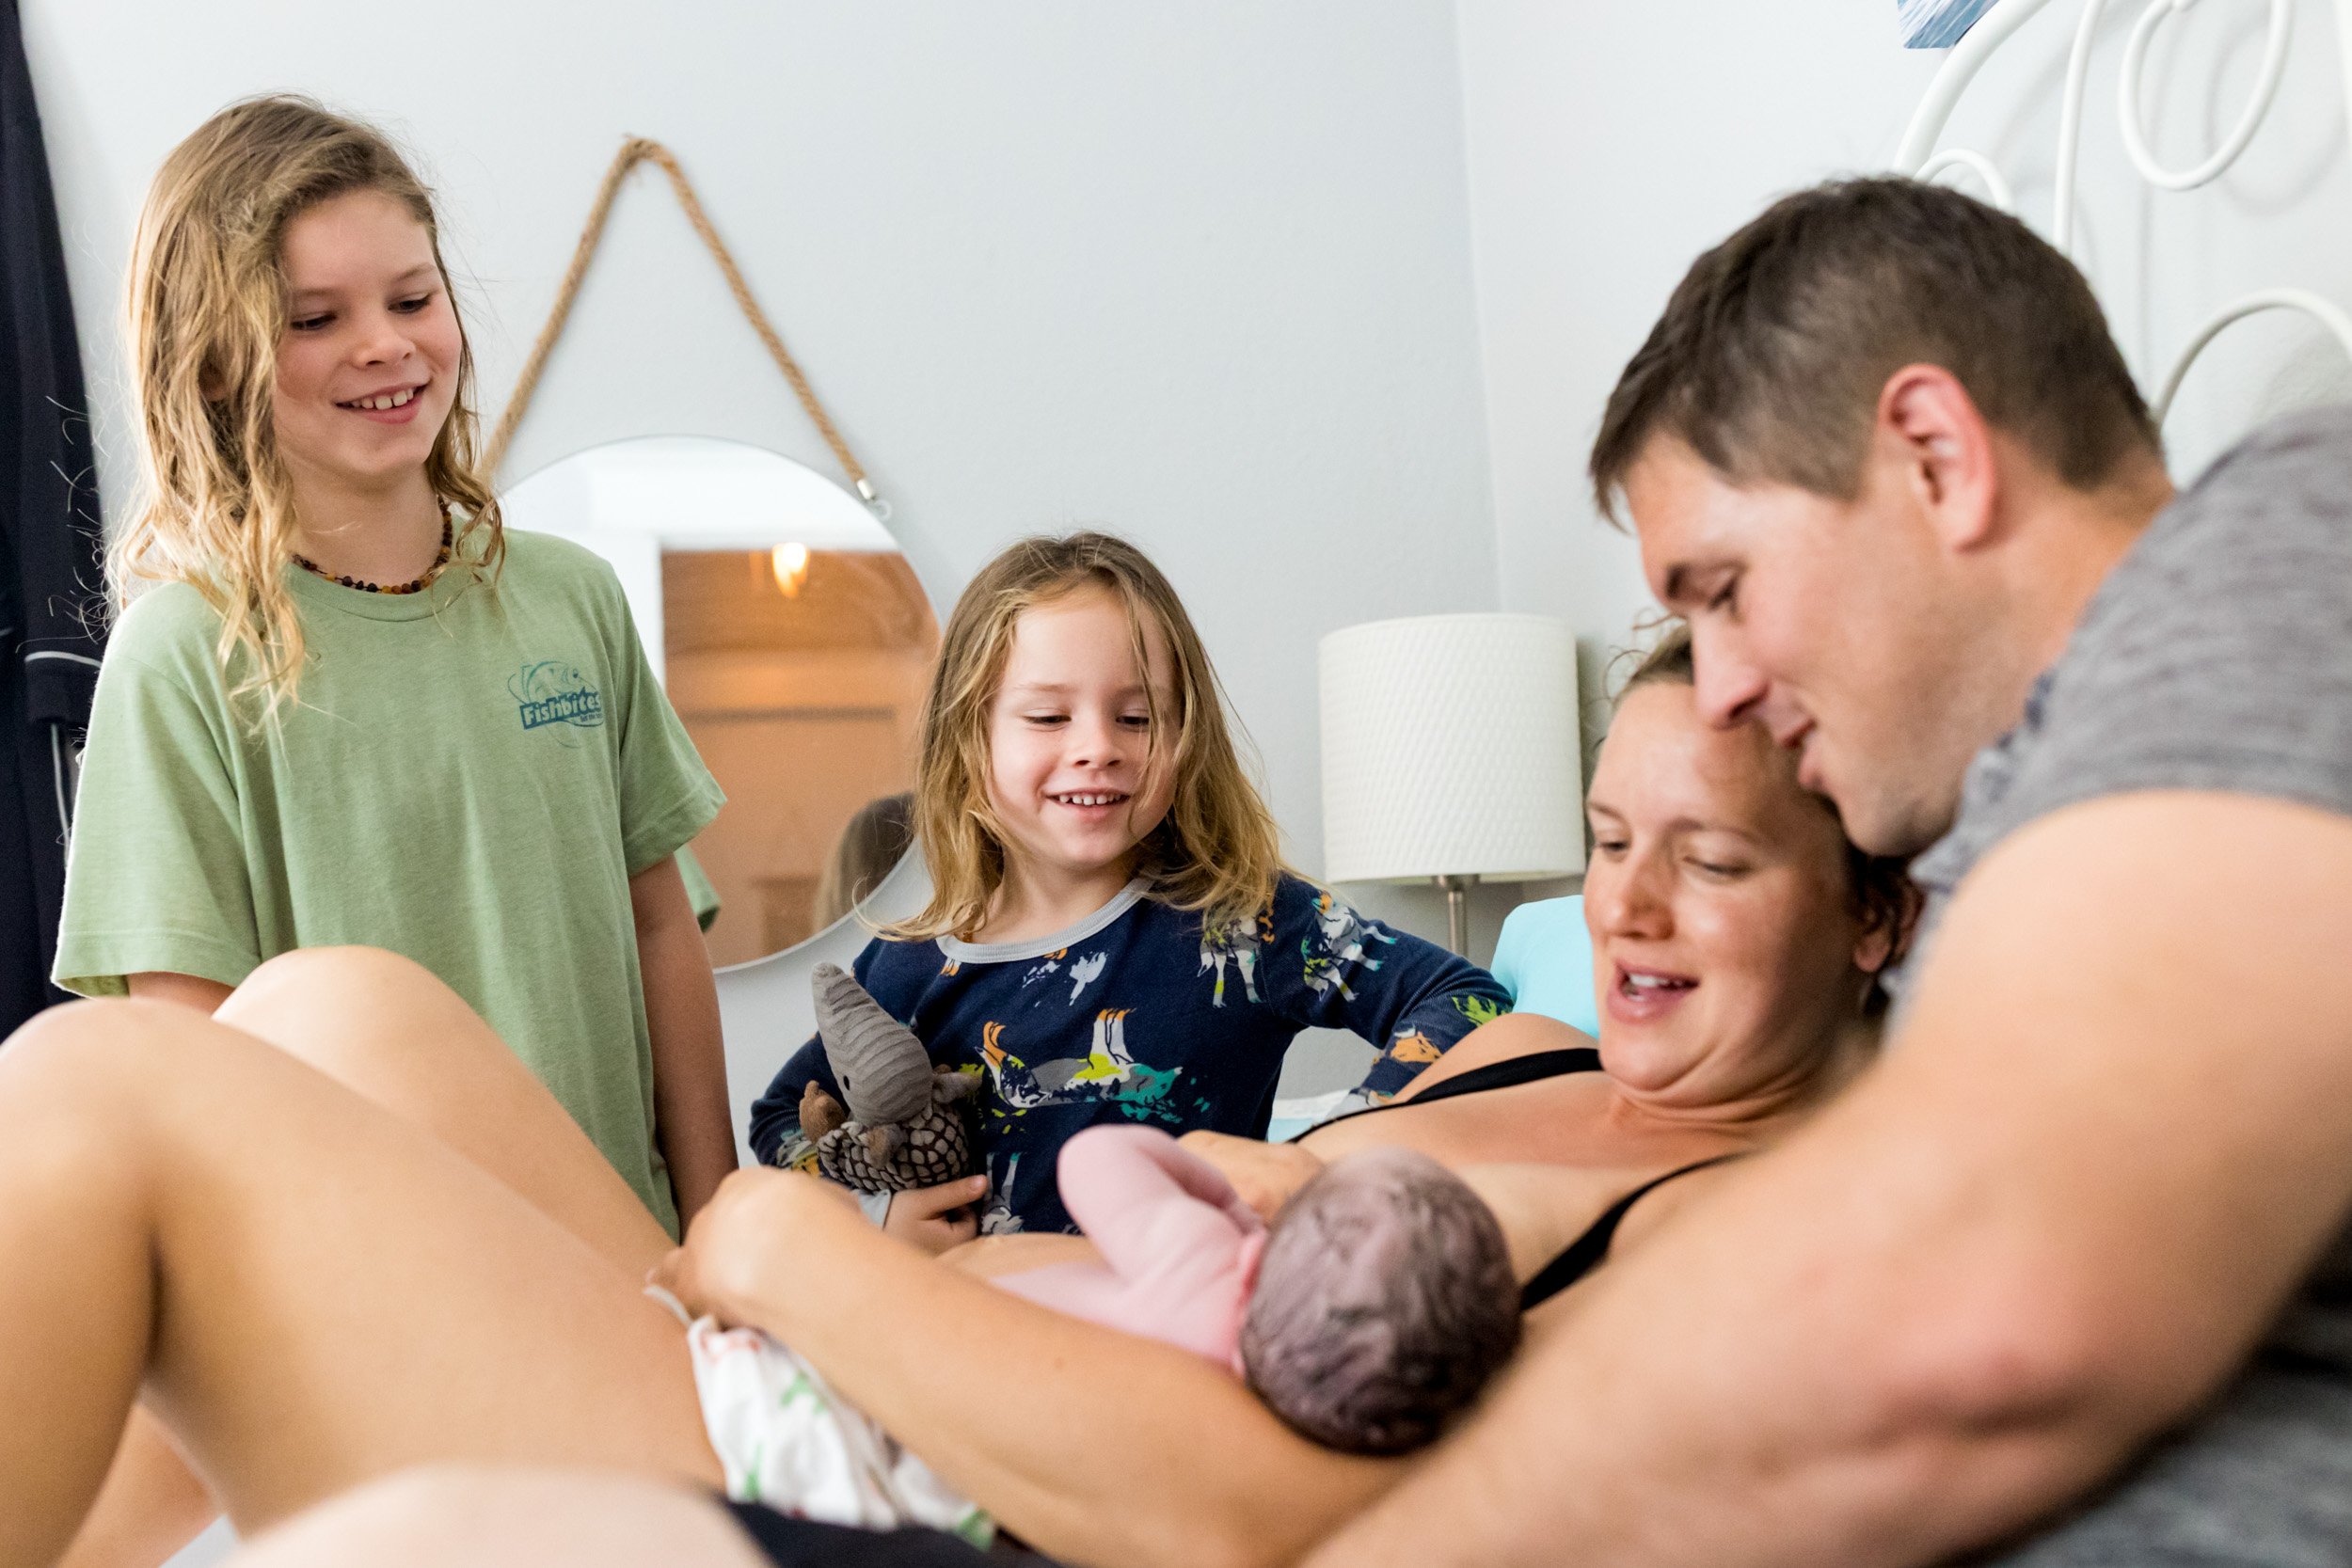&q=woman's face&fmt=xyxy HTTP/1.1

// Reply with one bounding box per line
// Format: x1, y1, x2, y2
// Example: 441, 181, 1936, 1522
271, 188, 462, 492
1582, 681, 1892, 1107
